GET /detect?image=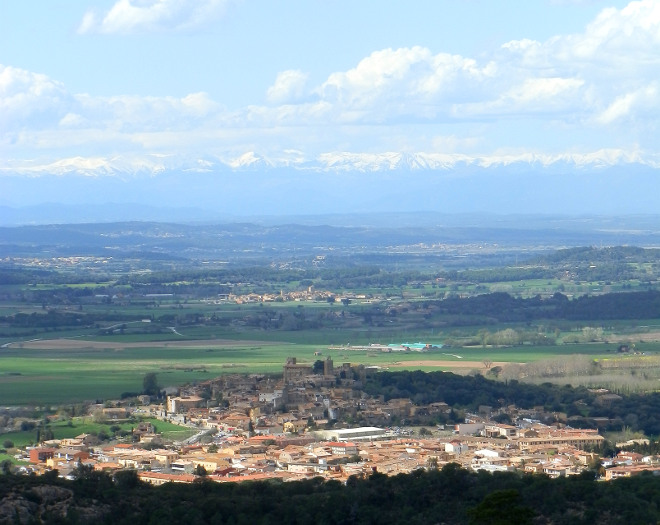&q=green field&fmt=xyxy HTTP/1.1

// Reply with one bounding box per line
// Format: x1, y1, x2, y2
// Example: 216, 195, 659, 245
0, 416, 196, 462
0, 331, 632, 405
0, 341, 298, 404
3, 242, 660, 407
